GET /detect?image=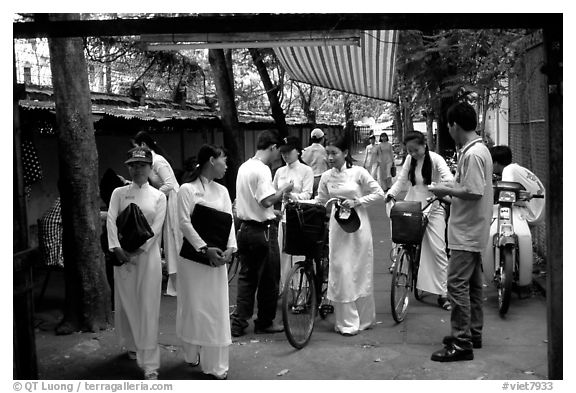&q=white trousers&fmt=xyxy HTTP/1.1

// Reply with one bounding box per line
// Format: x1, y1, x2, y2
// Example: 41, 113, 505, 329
182, 341, 228, 378
125, 346, 160, 373
482, 207, 533, 287
333, 294, 376, 335
417, 204, 448, 296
